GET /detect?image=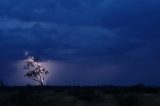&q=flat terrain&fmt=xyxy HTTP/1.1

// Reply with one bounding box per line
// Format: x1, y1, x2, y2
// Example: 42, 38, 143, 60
0, 85, 160, 106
